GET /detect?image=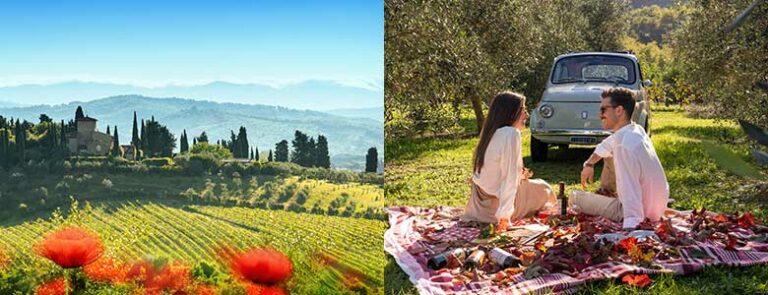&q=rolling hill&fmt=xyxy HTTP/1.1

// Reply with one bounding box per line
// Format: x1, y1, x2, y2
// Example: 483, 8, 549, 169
0, 80, 382, 110
0, 95, 383, 170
